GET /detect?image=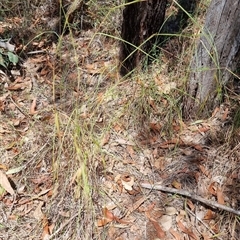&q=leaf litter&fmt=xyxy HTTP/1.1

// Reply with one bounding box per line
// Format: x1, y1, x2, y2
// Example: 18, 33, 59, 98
1, 4, 240, 240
